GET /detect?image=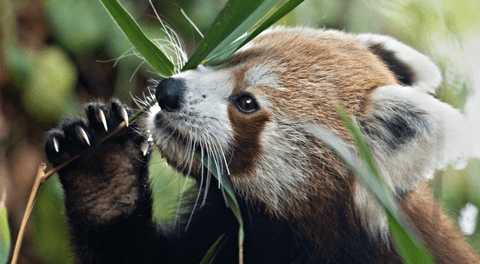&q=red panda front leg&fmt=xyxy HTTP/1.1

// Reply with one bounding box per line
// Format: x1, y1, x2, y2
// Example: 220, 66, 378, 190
44, 99, 161, 263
